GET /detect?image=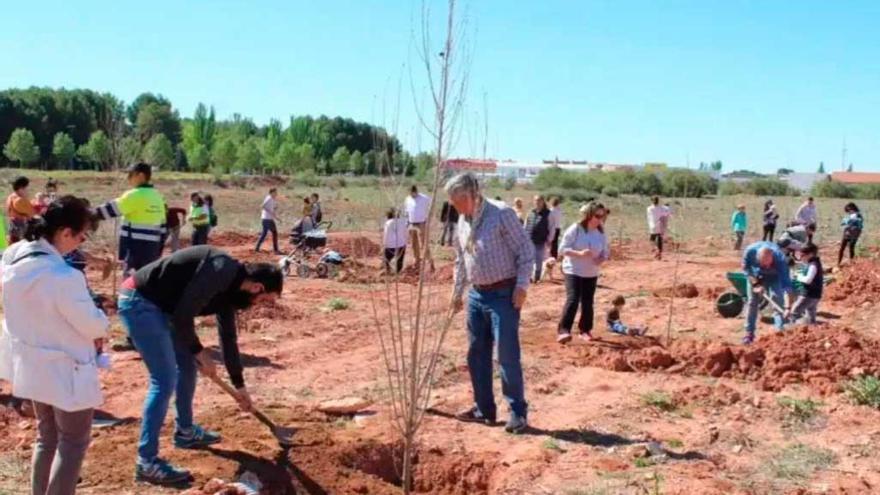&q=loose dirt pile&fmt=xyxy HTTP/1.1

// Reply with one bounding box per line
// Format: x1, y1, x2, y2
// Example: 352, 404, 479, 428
211, 231, 257, 247
825, 259, 880, 306
564, 326, 880, 395
330, 235, 382, 257
653, 283, 700, 298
